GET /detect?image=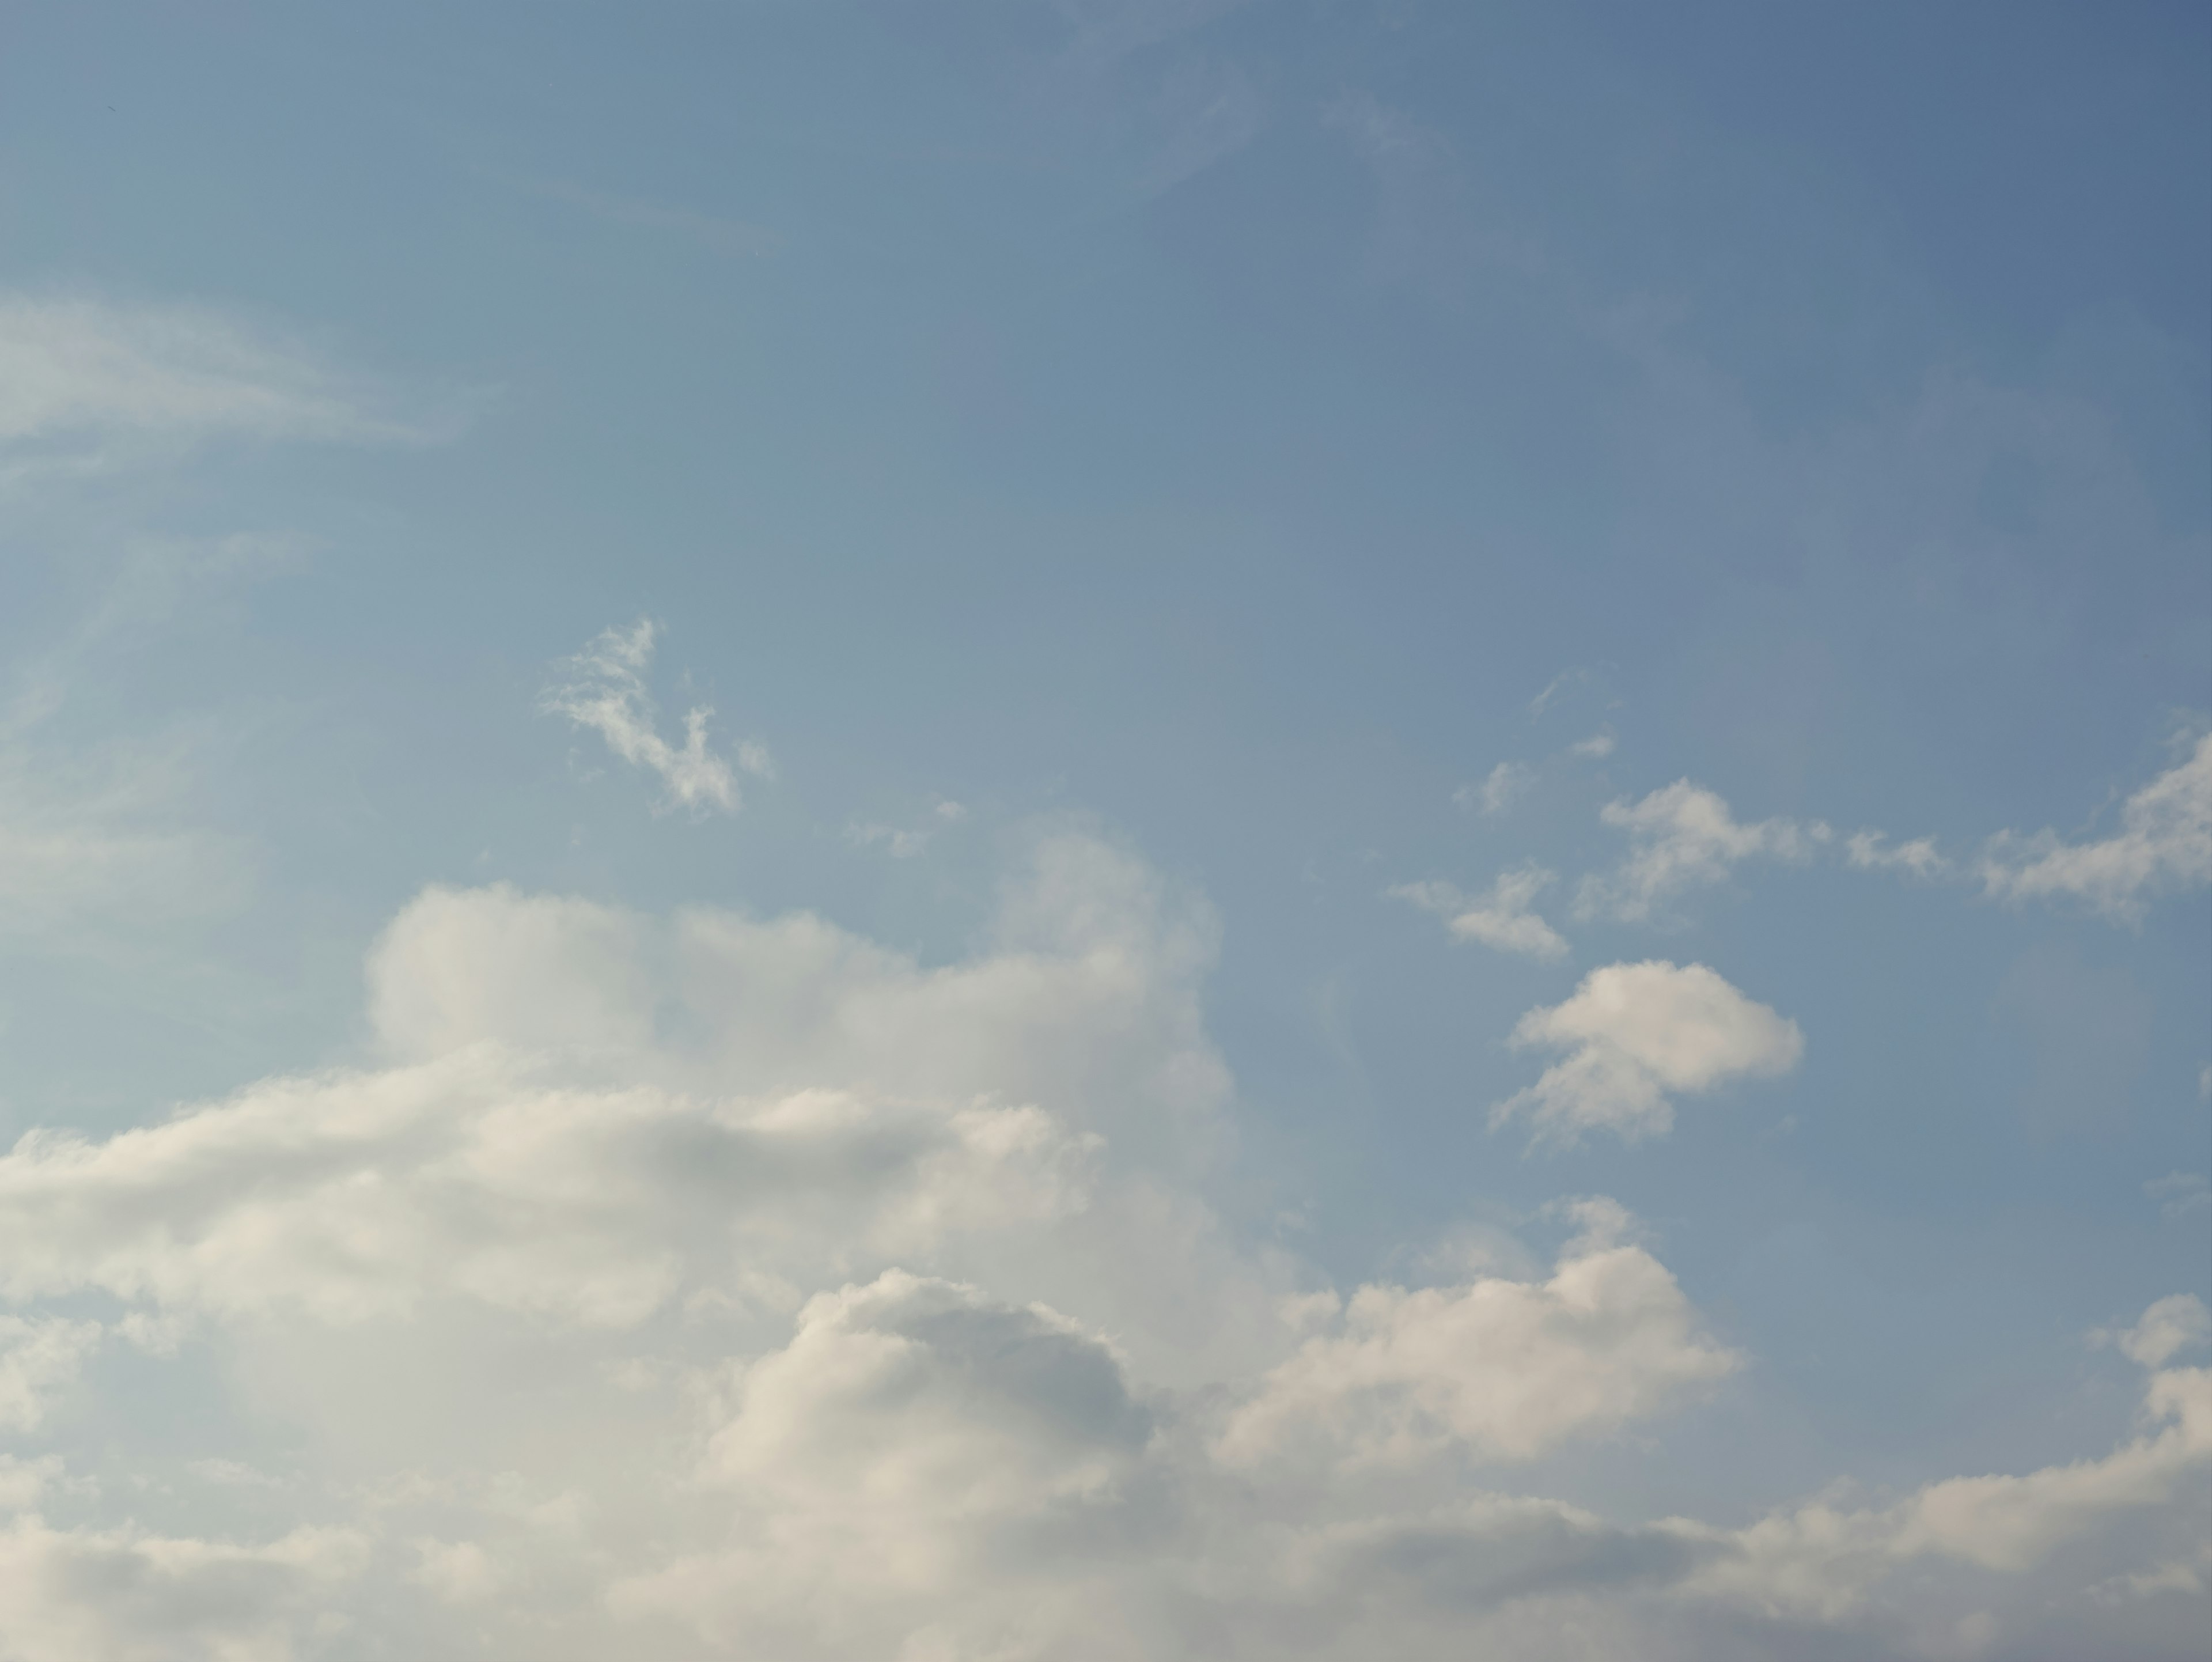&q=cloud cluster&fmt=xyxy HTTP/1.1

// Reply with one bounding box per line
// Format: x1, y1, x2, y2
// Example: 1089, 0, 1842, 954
1494, 960, 1803, 1145
0, 835, 2200, 1660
